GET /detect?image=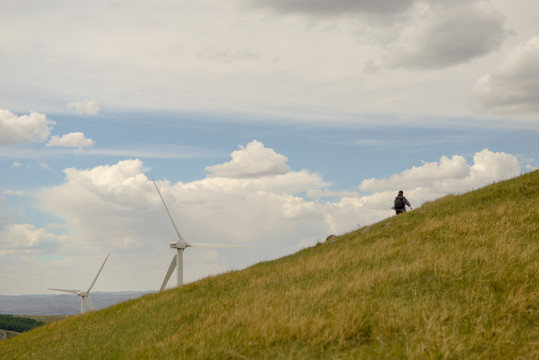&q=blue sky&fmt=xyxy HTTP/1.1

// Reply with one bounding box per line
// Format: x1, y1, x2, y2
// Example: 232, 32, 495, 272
1, 0, 538, 295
